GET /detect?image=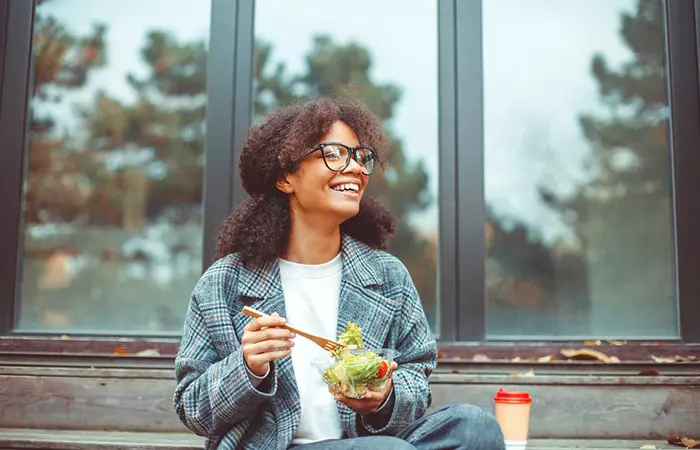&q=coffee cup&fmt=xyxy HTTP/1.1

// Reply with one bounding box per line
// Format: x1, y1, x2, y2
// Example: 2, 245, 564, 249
494, 388, 532, 450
